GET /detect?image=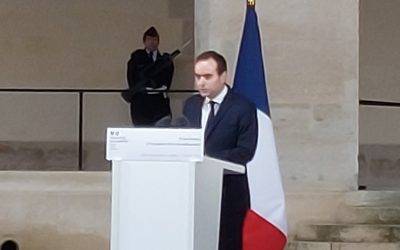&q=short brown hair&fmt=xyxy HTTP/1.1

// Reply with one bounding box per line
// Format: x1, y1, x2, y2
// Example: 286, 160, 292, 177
195, 50, 227, 75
